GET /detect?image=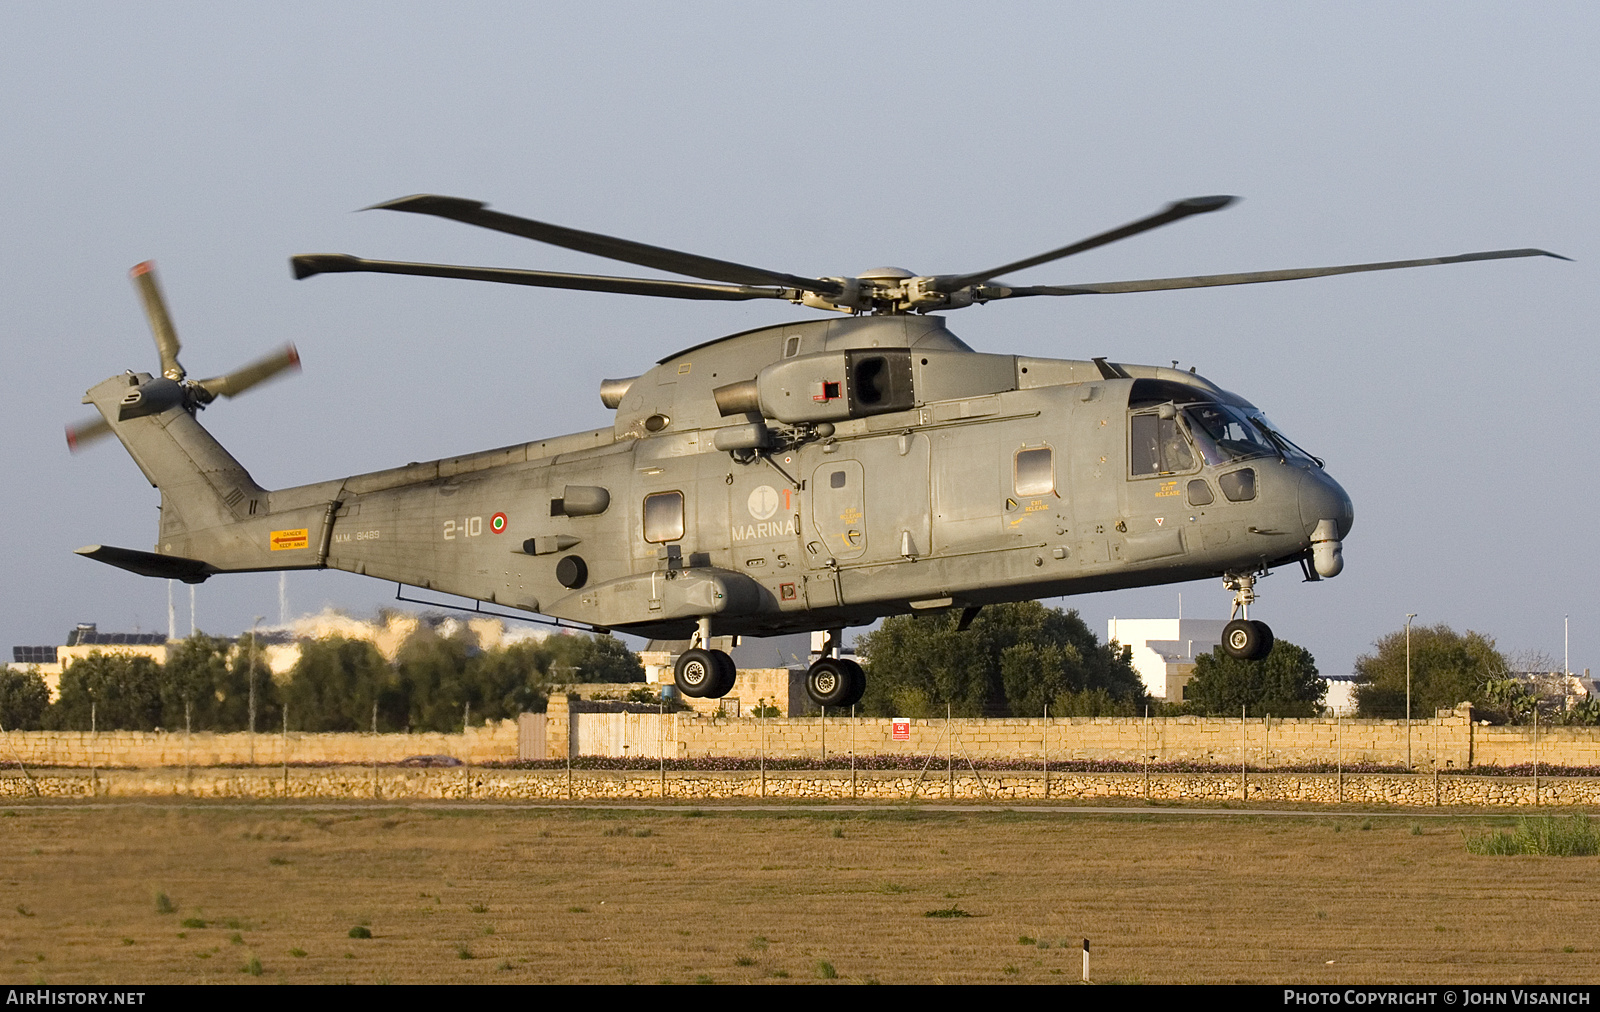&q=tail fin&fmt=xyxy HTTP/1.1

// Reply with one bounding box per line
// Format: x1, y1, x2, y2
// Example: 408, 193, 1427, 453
80, 372, 334, 576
